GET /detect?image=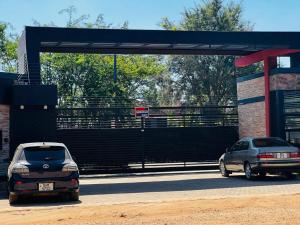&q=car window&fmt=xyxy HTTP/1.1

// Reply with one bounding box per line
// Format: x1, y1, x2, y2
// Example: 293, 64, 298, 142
252, 138, 290, 147
239, 141, 249, 150
22, 146, 69, 161
12, 147, 22, 162
230, 142, 241, 151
